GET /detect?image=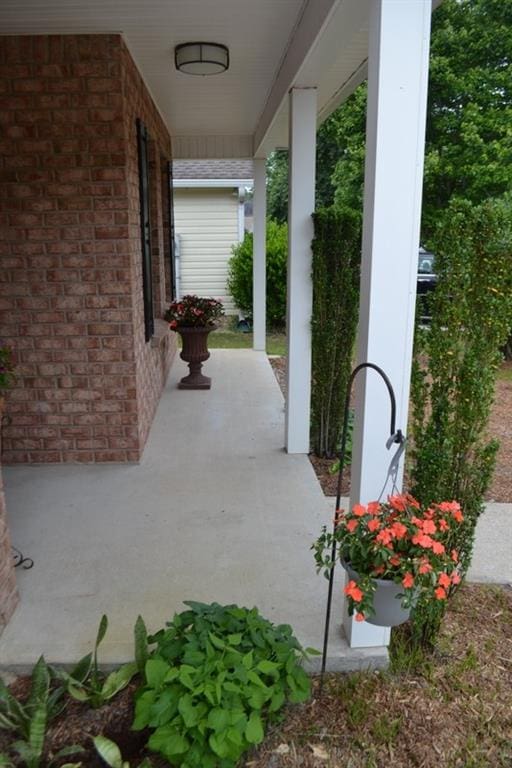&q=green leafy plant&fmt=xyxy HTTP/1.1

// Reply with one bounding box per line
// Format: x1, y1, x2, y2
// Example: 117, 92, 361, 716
0, 656, 82, 768
409, 198, 512, 646
59, 615, 138, 709
93, 735, 152, 768
133, 601, 313, 768
310, 208, 361, 457
227, 221, 288, 327
313, 495, 464, 622
164, 296, 224, 329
